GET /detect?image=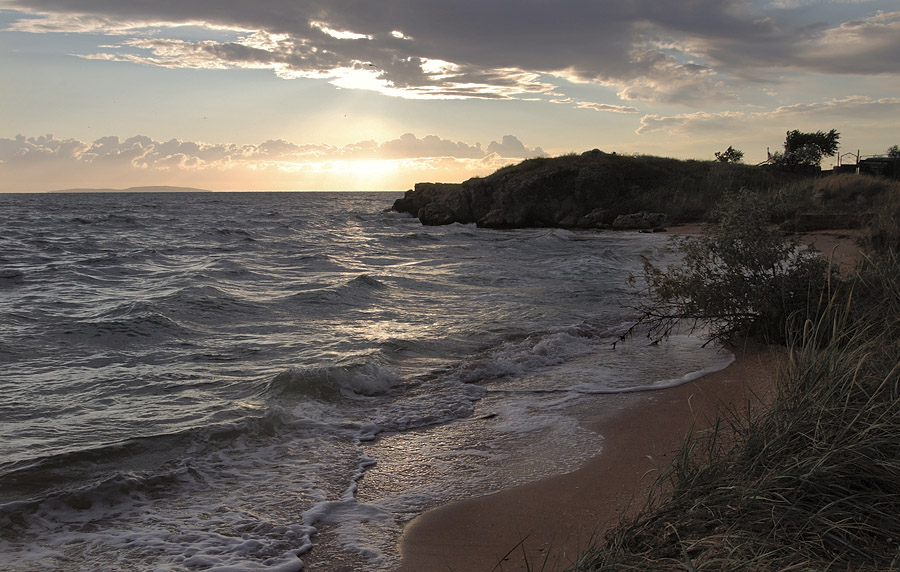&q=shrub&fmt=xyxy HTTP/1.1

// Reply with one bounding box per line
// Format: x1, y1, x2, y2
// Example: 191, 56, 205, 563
714, 146, 744, 163
629, 188, 835, 345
